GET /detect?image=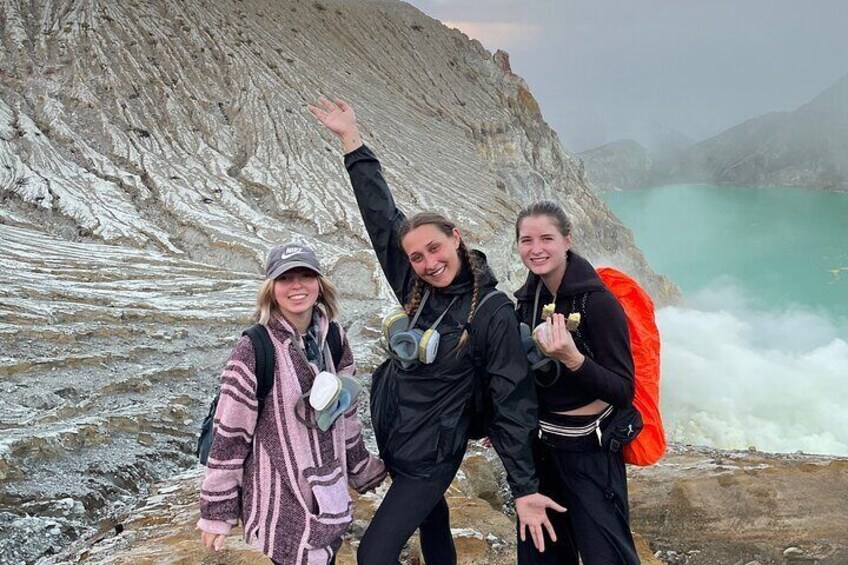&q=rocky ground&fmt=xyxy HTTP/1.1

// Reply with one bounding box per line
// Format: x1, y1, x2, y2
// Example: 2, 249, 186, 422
629, 445, 848, 564
42, 442, 847, 565
46, 441, 659, 565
